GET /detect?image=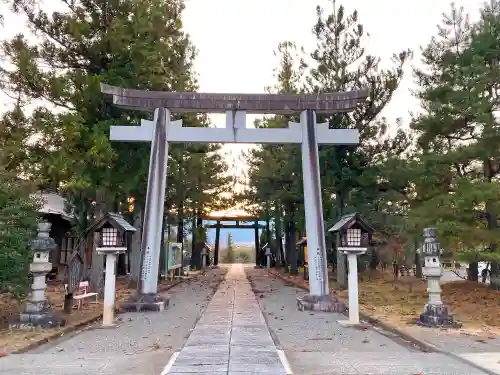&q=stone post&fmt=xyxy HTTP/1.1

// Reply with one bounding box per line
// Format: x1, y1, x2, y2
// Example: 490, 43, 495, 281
102, 253, 117, 327
97, 247, 127, 327
417, 227, 461, 328
337, 248, 367, 326
201, 248, 208, 268
265, 247, 271, 268
10, 221, 64, 329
